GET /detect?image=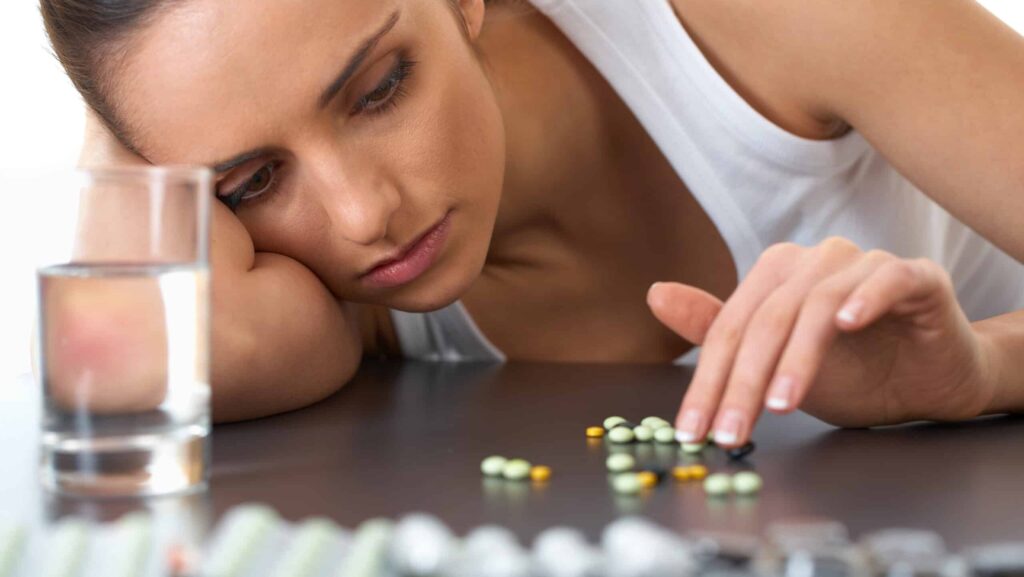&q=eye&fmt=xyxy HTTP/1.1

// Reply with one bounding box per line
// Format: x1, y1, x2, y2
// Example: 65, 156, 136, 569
353, 57, 416, 115
217, 162, 280, 211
